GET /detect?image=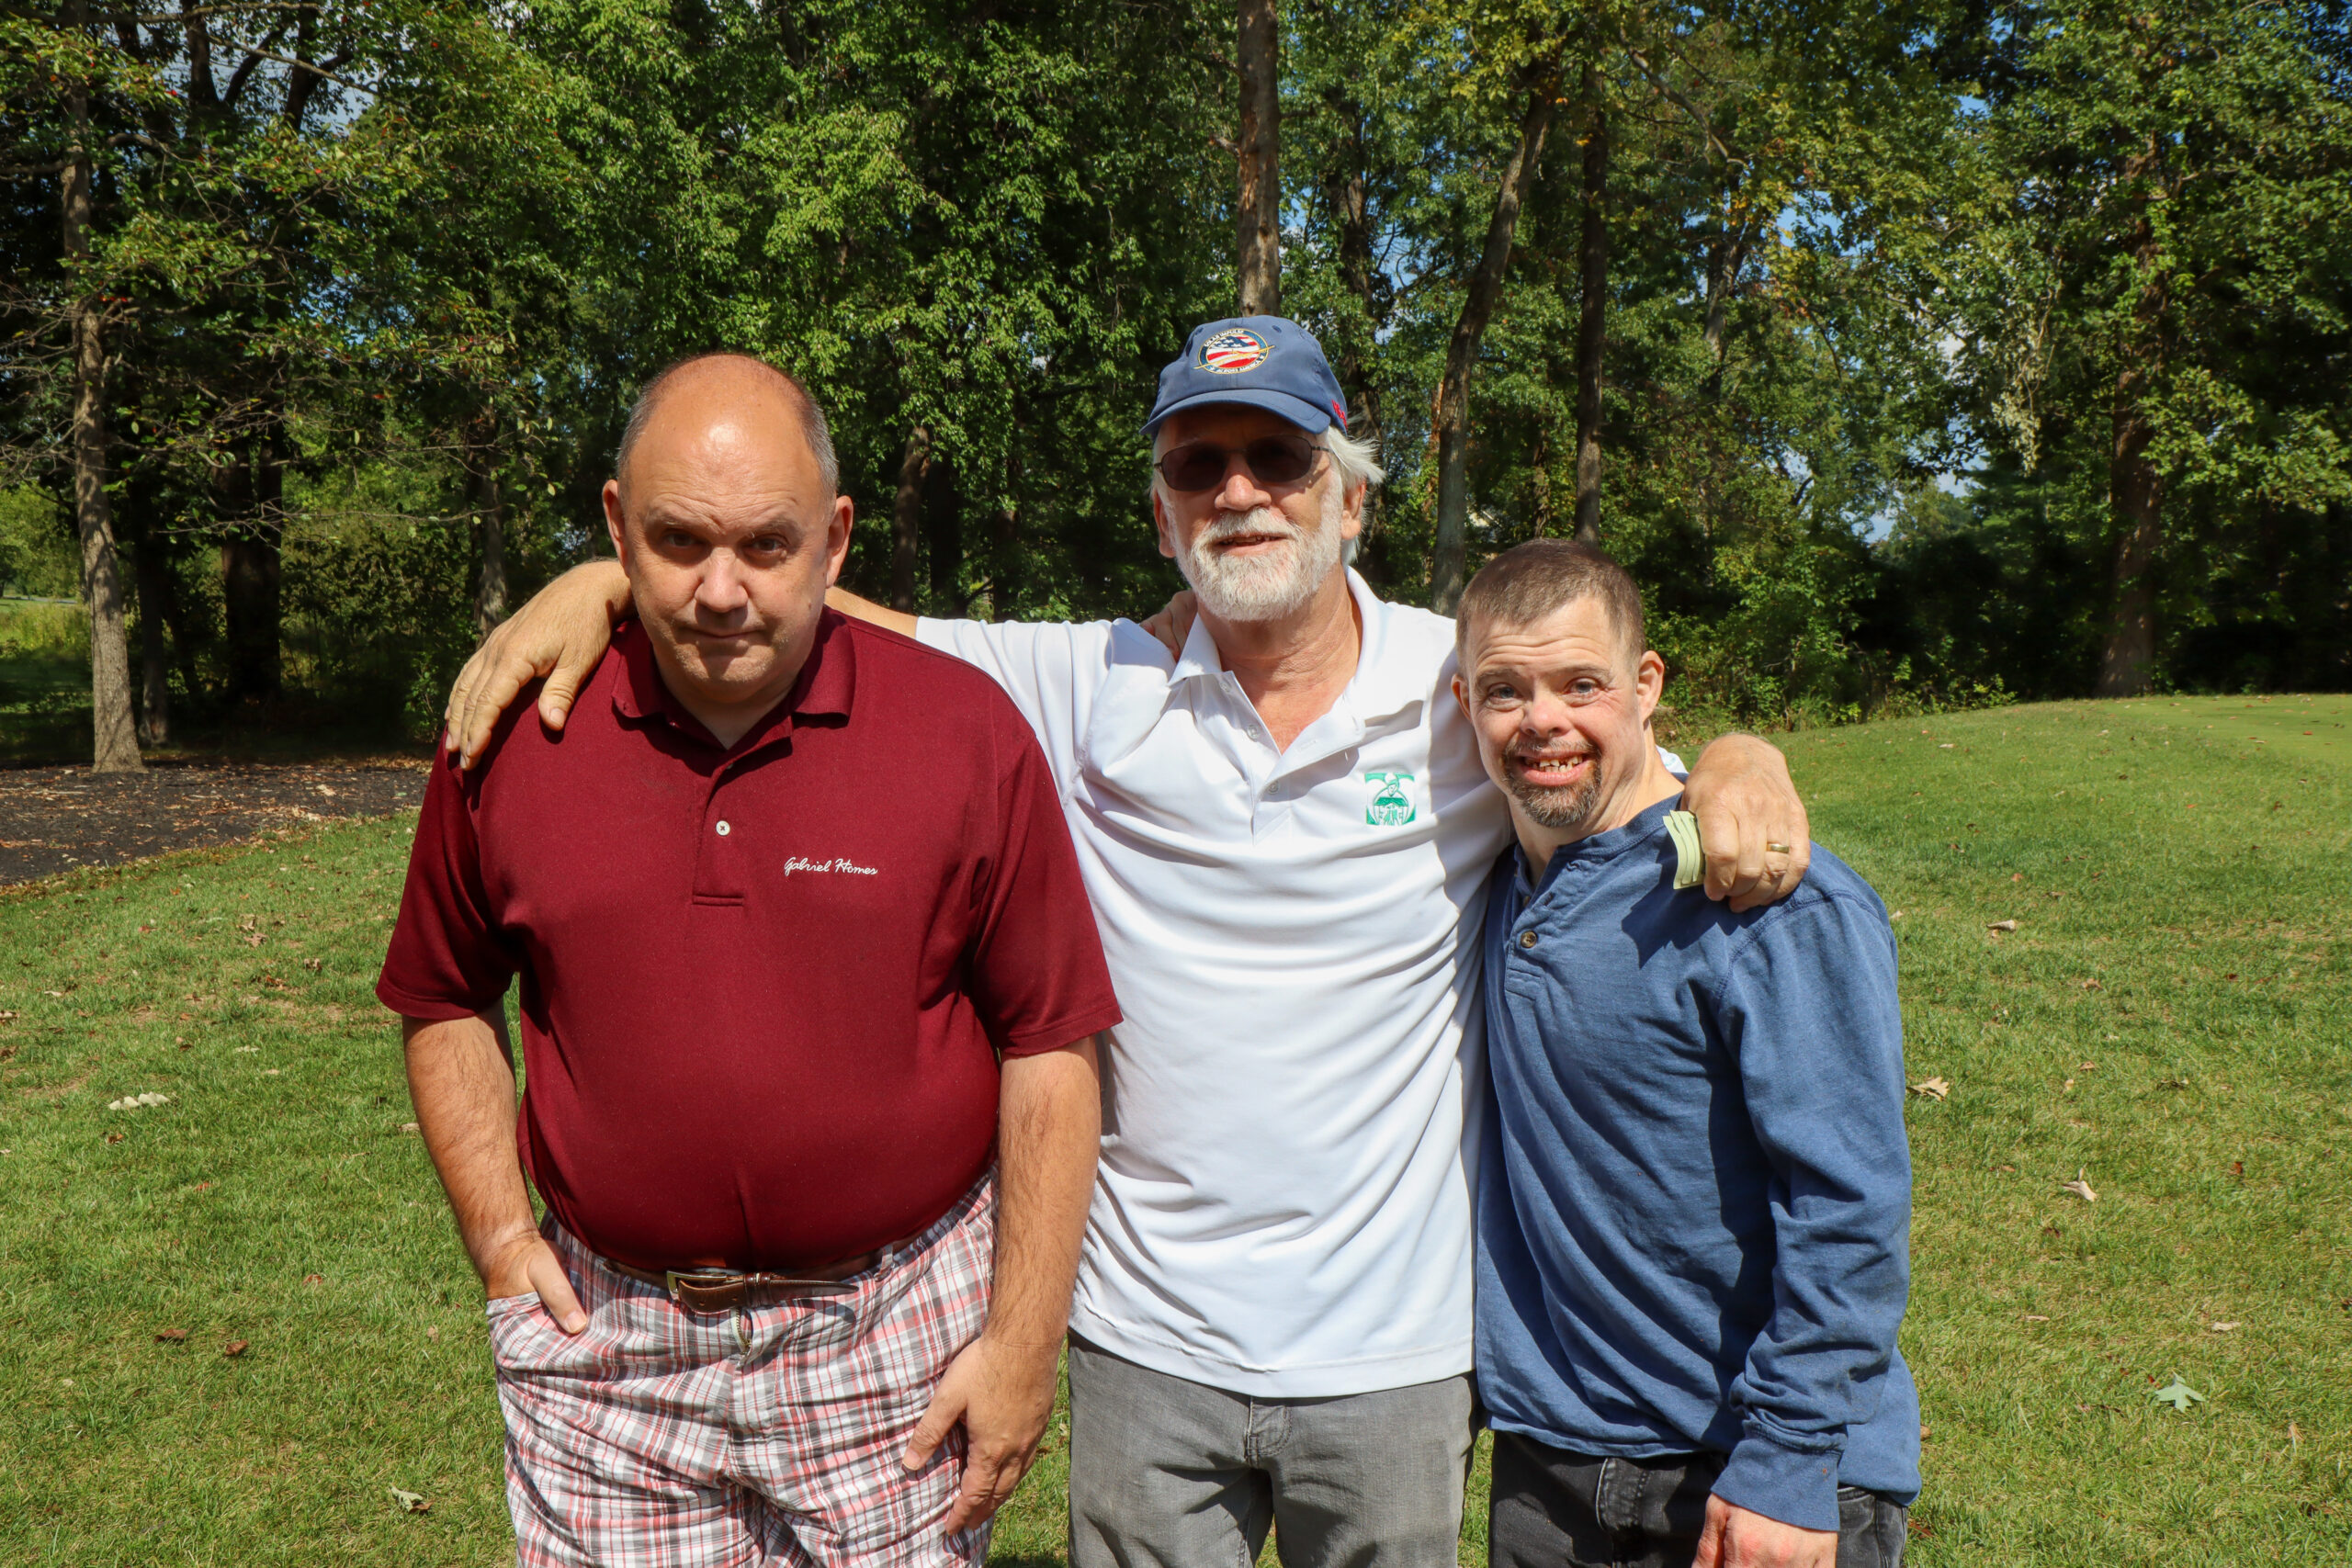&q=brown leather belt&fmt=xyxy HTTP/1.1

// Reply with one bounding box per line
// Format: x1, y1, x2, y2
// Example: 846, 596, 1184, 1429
604, 1249, 880, 1314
